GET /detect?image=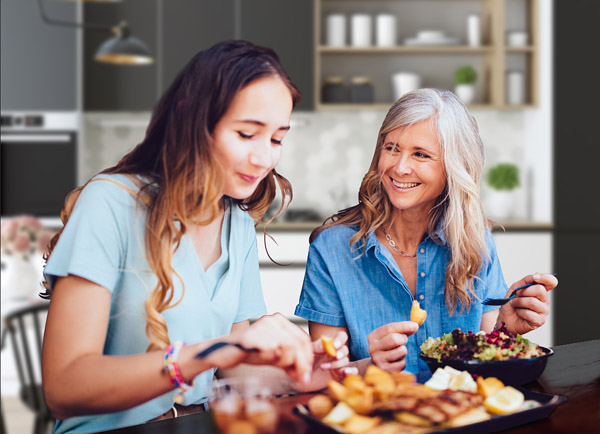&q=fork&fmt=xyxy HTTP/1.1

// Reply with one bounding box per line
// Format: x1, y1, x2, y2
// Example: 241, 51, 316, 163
194, 342, 259, 359
482, 273, 558, 306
